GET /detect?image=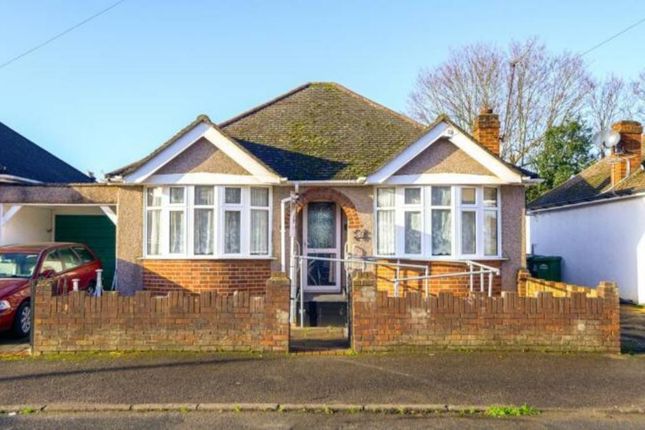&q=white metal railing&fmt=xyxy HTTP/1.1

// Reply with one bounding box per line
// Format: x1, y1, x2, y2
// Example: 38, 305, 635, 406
393, 260, 500, 298
292, 254, 429, 327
